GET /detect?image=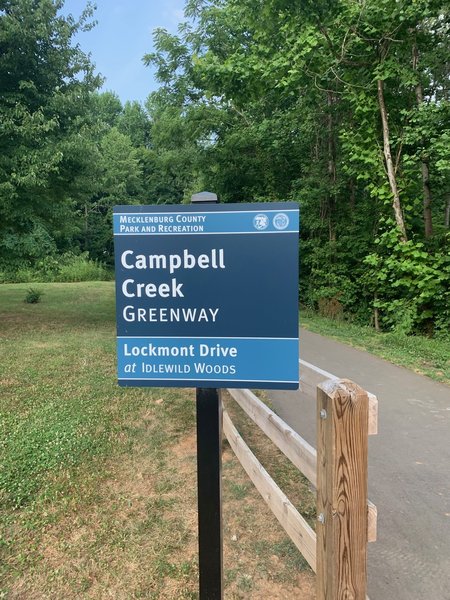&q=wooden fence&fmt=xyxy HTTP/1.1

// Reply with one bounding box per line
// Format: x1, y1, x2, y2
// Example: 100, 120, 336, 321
224, 359, 378, 600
